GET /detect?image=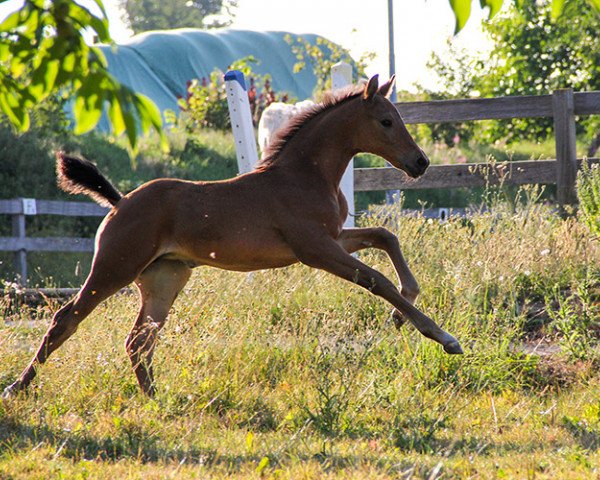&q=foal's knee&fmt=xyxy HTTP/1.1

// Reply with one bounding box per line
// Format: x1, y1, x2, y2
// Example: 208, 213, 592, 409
372, 227, 398, 249
401, 282, 420, 303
